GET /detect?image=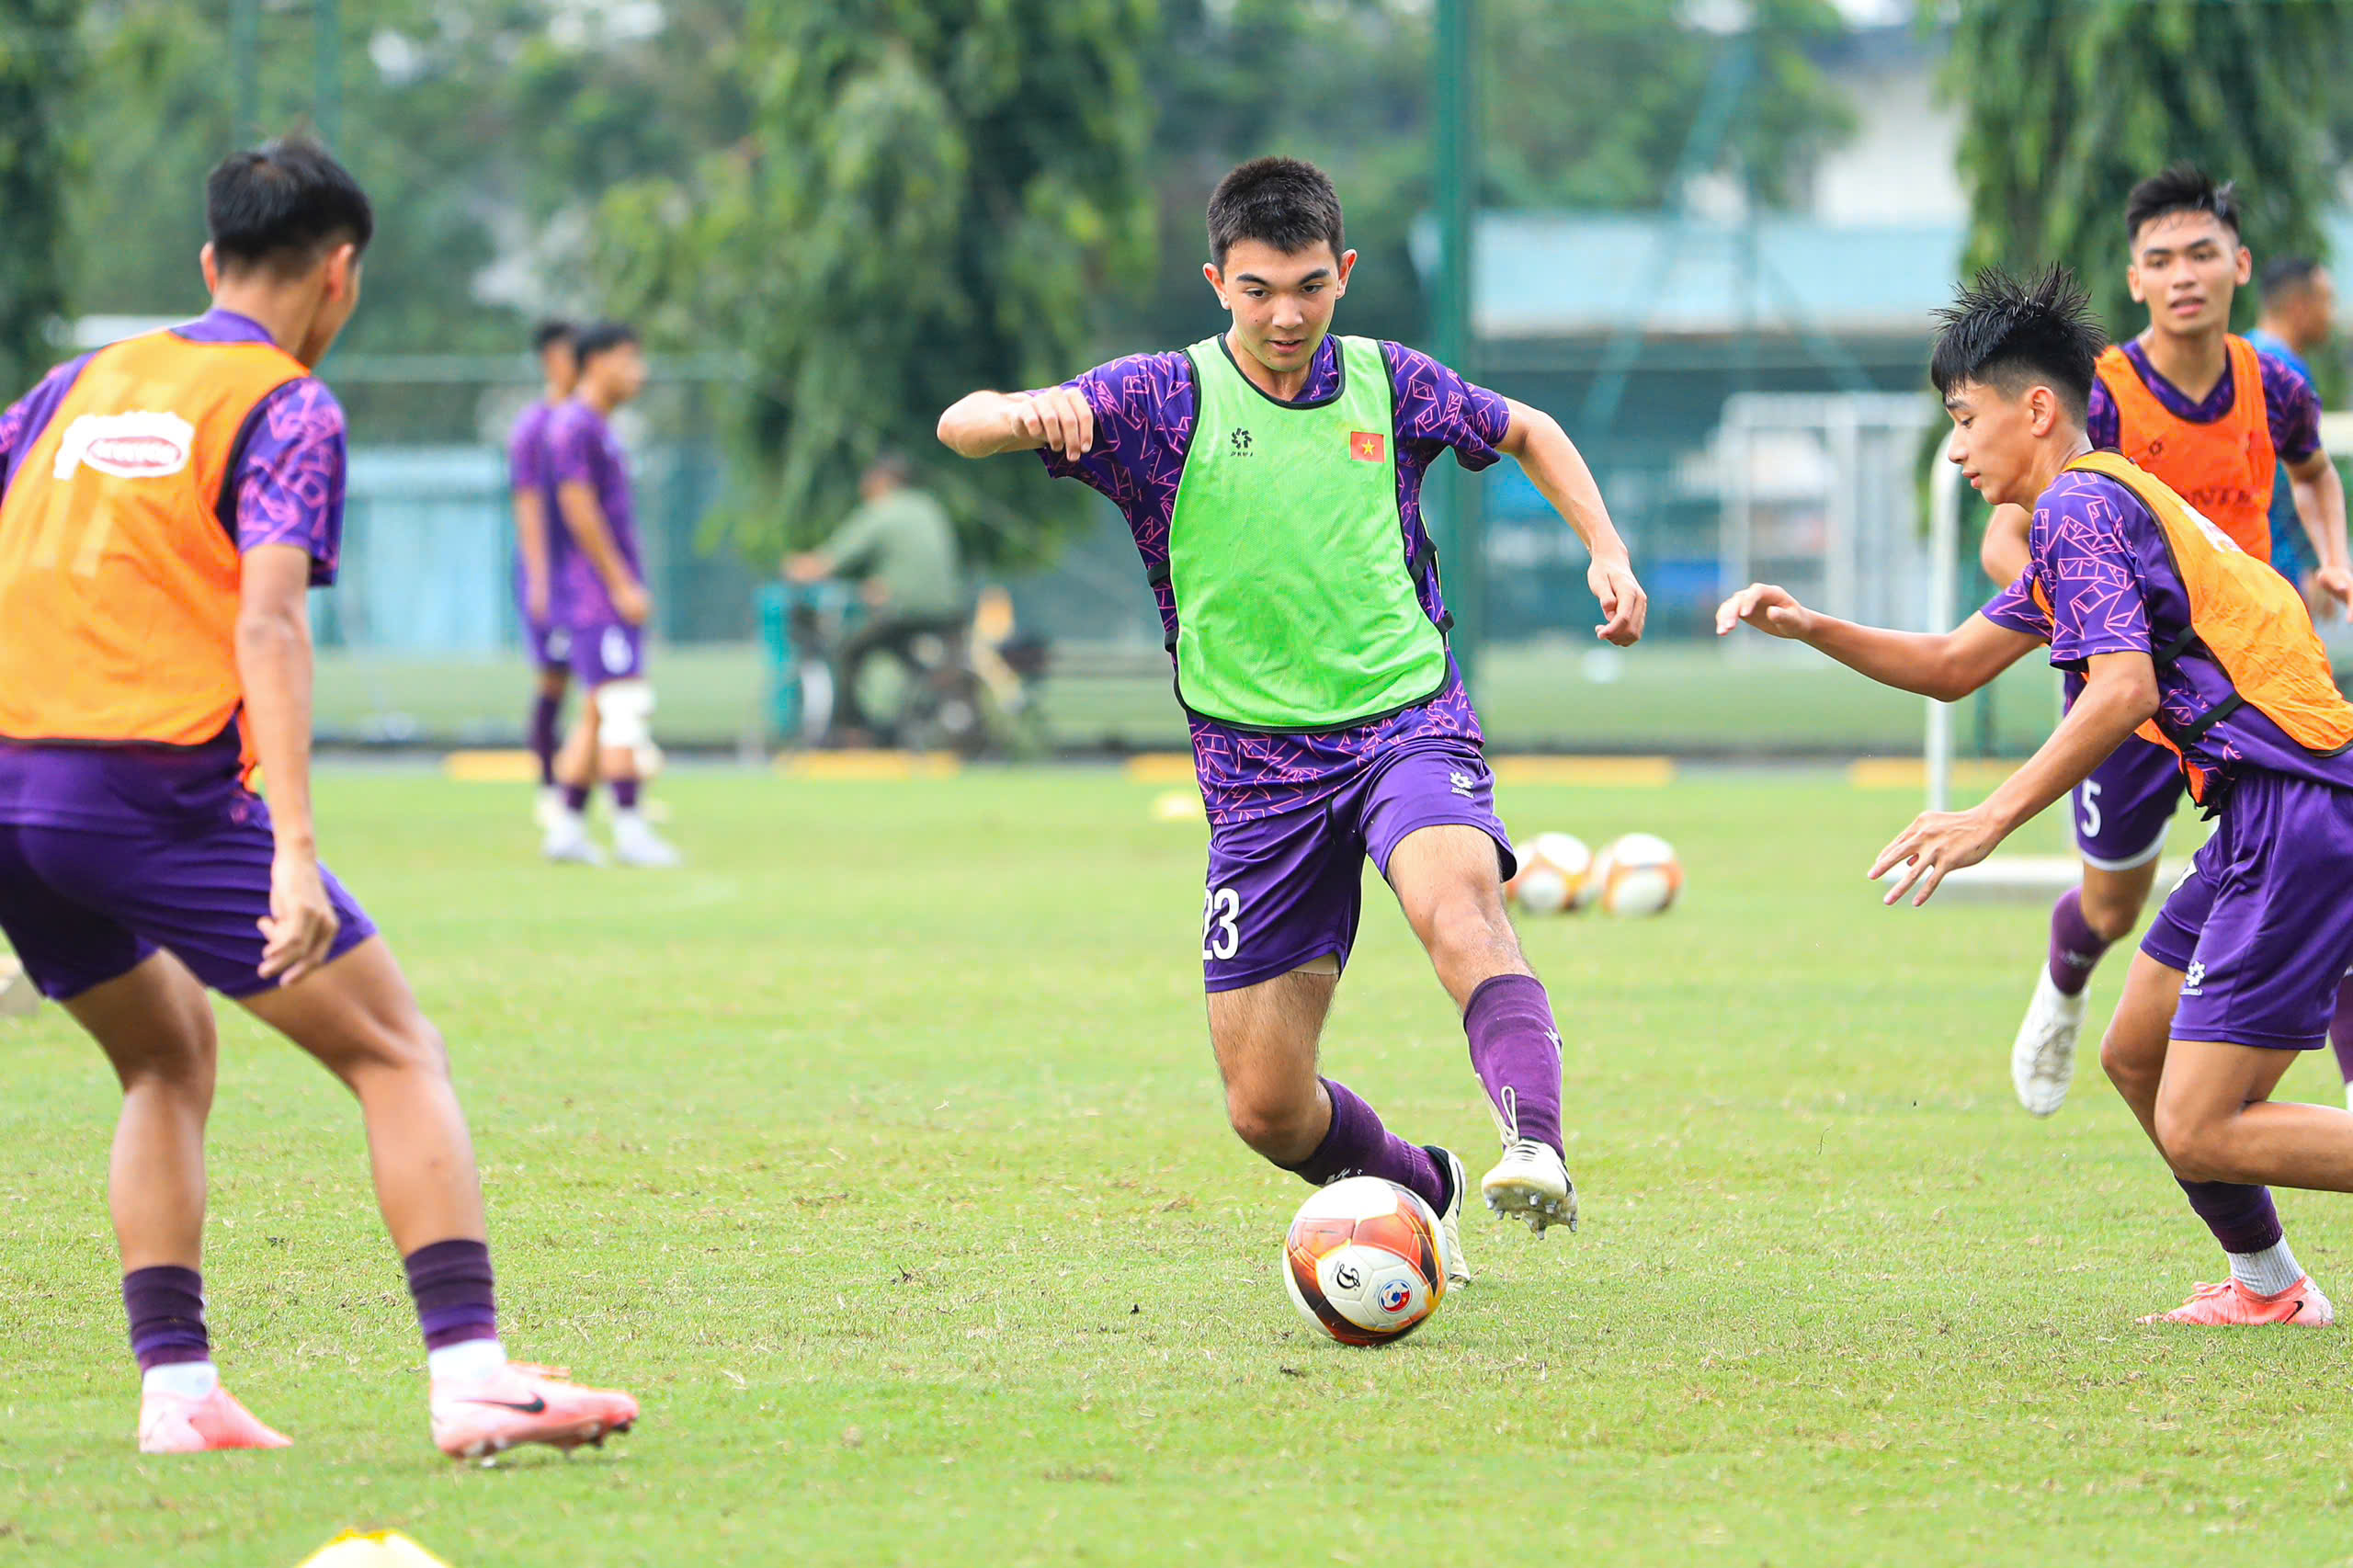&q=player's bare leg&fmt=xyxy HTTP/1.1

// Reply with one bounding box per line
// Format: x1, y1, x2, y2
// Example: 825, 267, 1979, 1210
242, 937, 638, 1456
65, 953, 290, 1453
2100, 950, 2336, 1326
2016, 856, 2163, 1118
1209, 966, 1468, 1281
1387, 824, 1575, 1235
543, 694, 606, 865
589, 678, 676, 868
